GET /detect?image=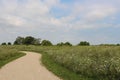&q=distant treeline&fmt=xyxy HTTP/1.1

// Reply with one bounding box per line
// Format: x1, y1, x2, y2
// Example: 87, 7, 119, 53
1, 36, 120, 46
